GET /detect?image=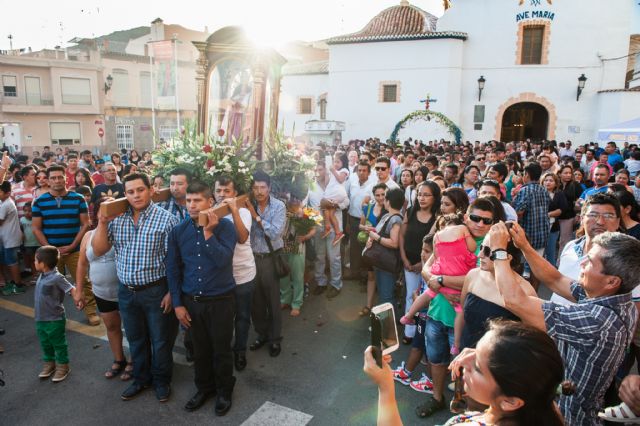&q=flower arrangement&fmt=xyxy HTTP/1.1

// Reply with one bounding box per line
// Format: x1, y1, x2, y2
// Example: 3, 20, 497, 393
290, 207, 323, 236
390, 110, 462, 145
152, 121, 256, 193
260, 129, 316, 201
